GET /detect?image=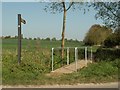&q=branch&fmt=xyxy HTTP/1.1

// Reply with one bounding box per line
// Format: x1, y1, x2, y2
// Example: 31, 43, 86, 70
103, 3, 120, 19
62, 2, 66, 11
66, 2, 74, 11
